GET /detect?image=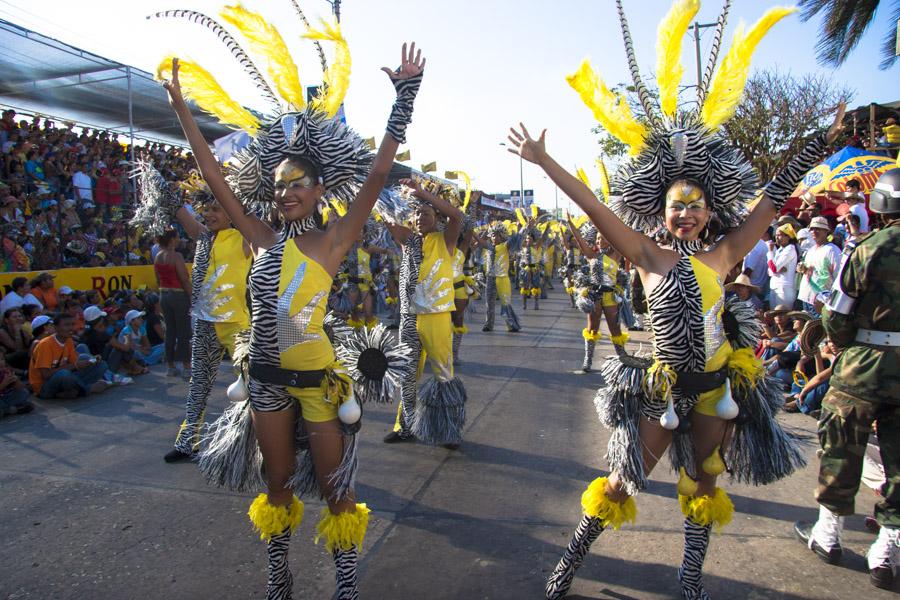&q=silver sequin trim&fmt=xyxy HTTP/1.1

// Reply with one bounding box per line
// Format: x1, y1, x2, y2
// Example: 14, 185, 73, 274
191, 264, 236, 323
704, 286, 726, 361
277, 262, 327, 354
411, 259, 454, 314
